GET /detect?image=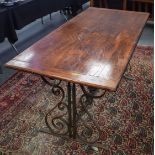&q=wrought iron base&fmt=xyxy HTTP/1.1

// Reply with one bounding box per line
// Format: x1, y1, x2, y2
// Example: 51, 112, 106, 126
40, 76, 106, 145
123, 63, 135, 81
